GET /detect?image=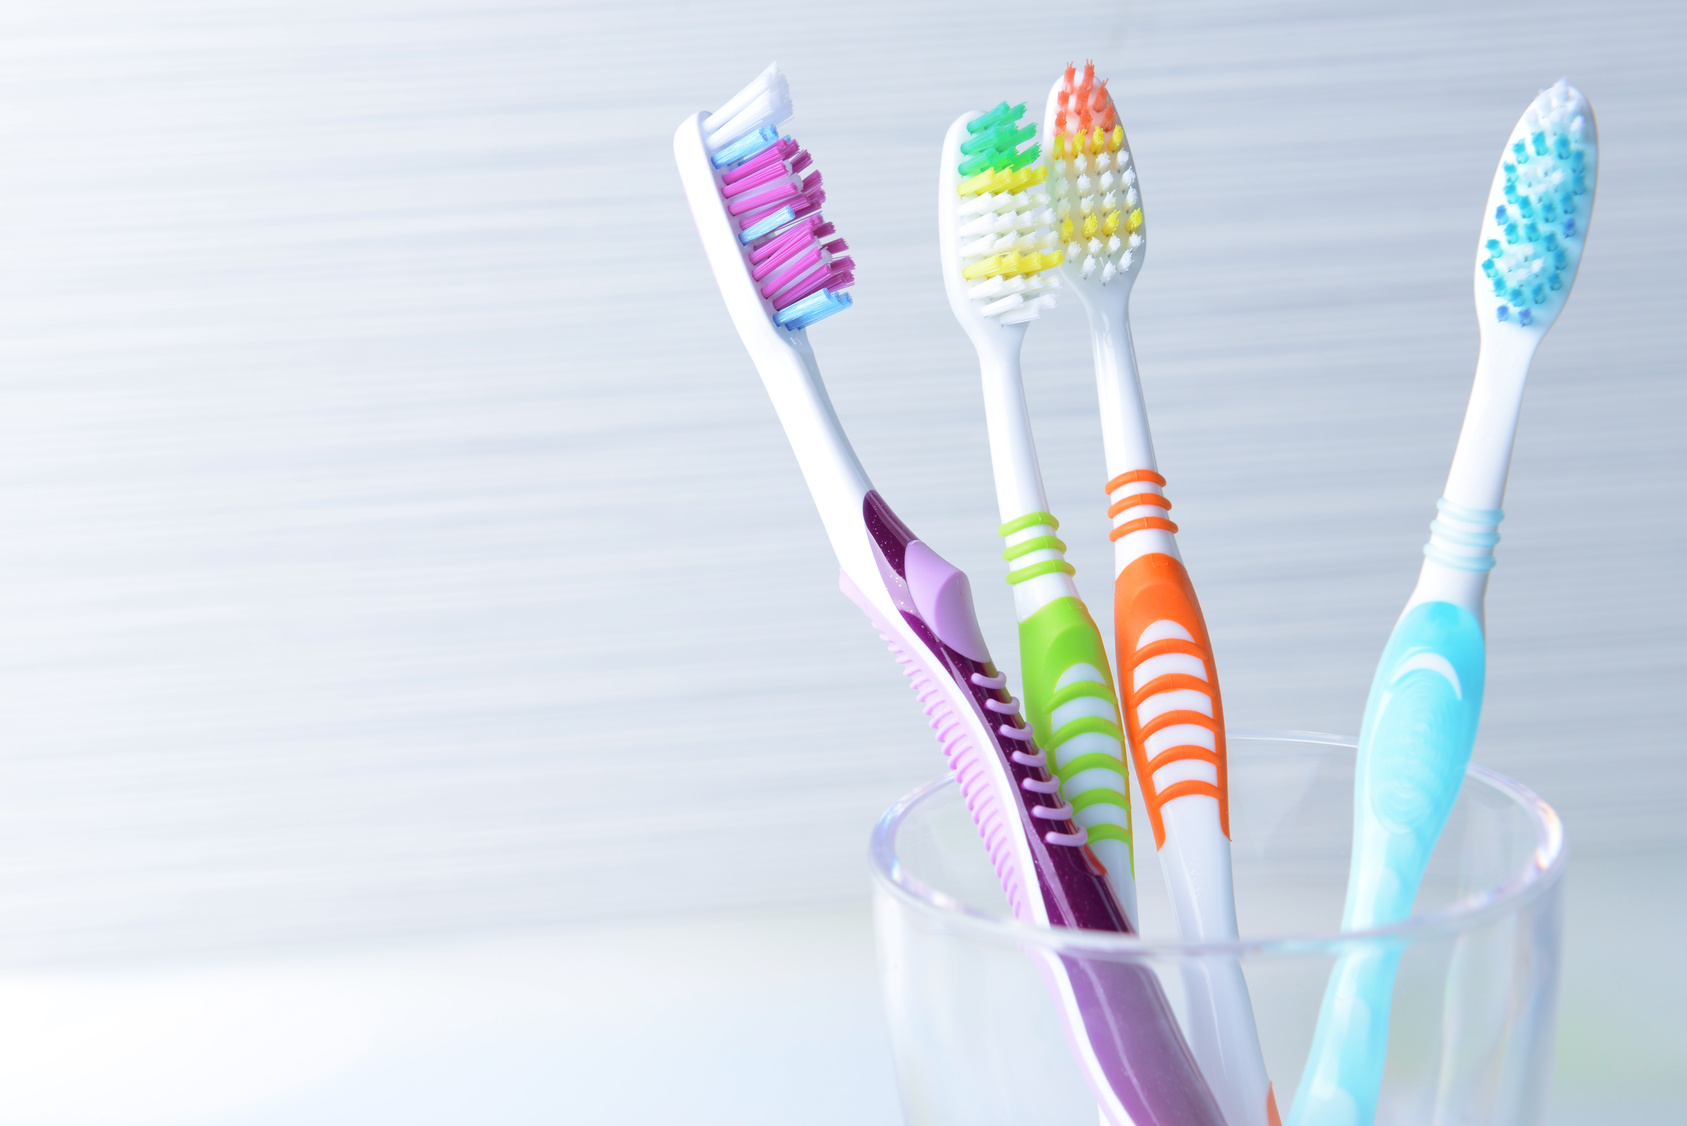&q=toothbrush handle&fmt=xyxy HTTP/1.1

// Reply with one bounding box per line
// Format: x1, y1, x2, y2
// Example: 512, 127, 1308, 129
1113, 551, 1228, 850
1017, 593, 1137, 923
1288, 600, 1487, 1126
